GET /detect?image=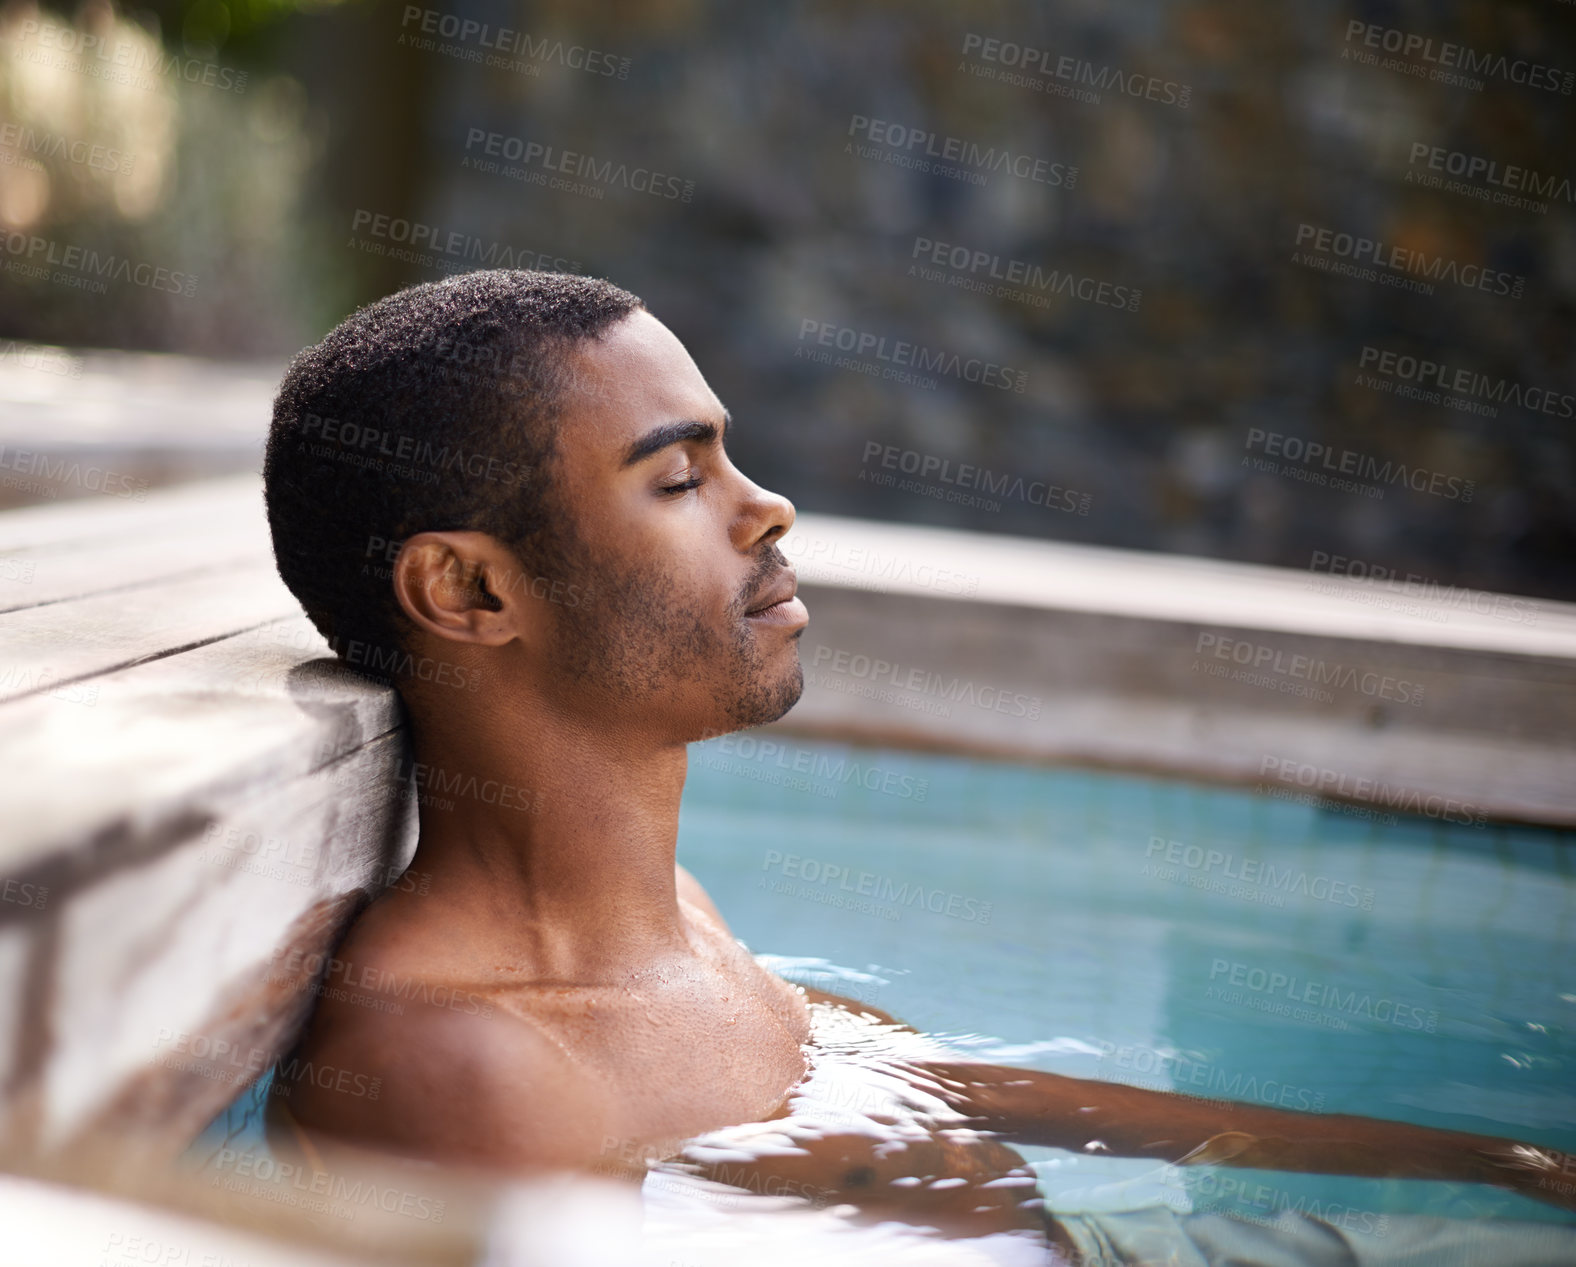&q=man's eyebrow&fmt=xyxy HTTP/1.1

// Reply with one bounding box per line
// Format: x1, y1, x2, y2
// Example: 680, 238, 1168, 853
621, 410, 733, 467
